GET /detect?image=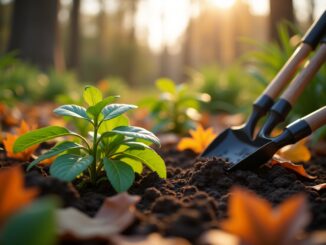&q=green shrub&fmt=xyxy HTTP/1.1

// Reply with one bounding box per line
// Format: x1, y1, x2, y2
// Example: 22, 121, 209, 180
191, 64, 260, 114
141, 78, 210, 135
0, 53, 81, 104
